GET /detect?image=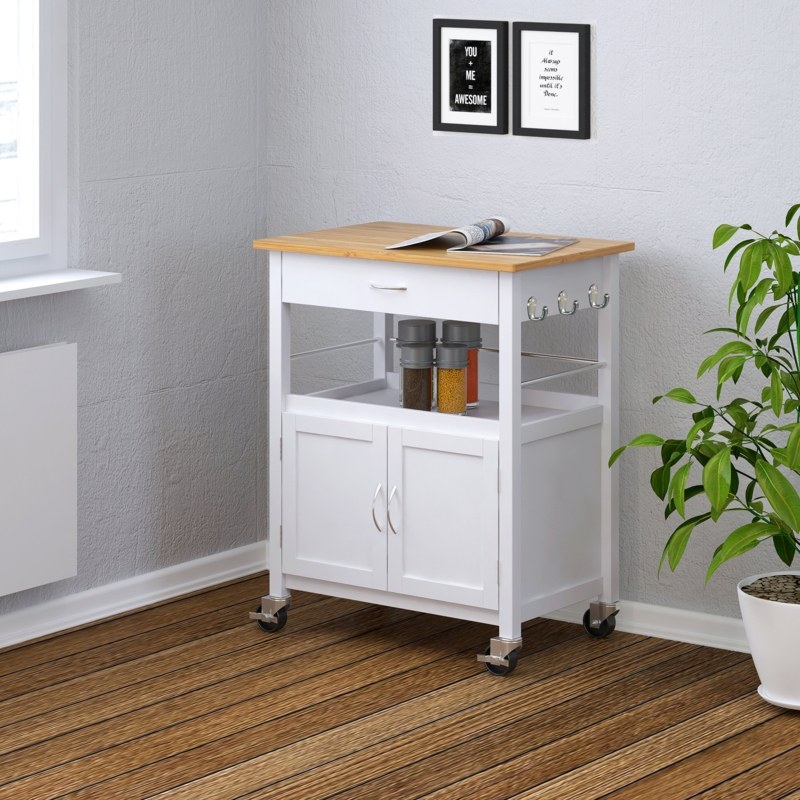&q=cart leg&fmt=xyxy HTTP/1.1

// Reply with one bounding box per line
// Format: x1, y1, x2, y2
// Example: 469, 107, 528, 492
479, 272, 523, 675
595, 254, 620, 623
252, 251, 292, 630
